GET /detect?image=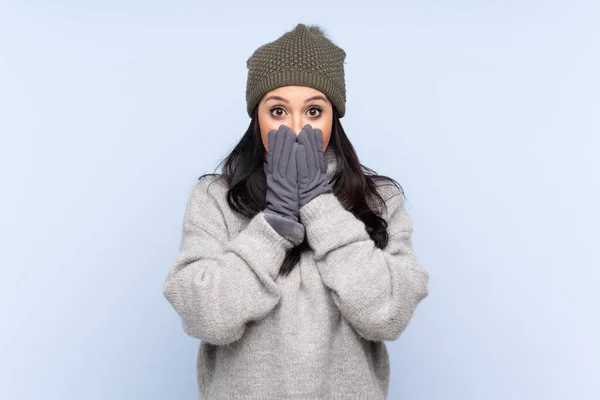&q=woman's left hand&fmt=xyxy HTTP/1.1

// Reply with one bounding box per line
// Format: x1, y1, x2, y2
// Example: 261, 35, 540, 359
296, 124, 333, 209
